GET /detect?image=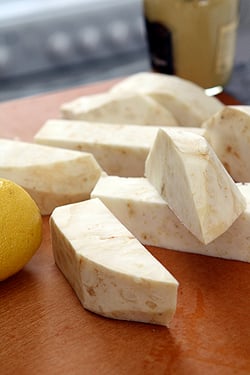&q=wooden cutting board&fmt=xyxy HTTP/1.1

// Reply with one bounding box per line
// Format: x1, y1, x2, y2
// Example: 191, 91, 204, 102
0, 80, 249, 375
